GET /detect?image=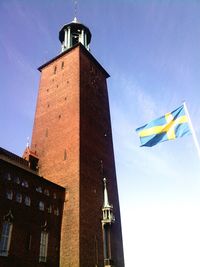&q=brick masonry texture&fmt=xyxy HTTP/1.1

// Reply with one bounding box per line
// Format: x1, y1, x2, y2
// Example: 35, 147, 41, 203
31, 44, 124, 267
